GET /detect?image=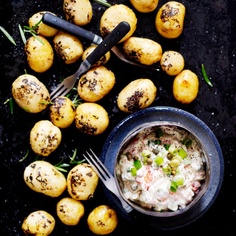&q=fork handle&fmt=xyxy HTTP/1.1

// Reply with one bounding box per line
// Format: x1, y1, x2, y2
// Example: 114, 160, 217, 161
42, 13, 102, 44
